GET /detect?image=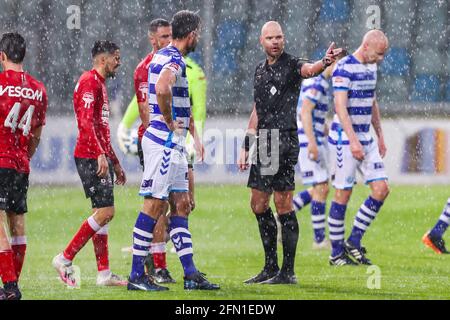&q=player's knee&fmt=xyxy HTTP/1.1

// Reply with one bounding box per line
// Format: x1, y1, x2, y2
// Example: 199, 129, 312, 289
251, 200, 269, 214
373, 182, 390, 201
98, 207, 115, 224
